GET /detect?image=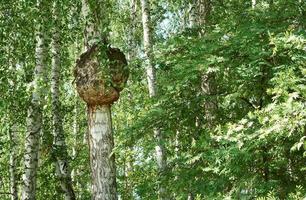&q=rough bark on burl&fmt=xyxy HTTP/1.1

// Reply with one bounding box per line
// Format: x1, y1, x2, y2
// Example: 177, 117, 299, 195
74, 42, 129, 105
